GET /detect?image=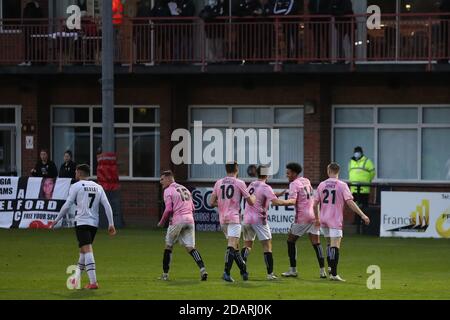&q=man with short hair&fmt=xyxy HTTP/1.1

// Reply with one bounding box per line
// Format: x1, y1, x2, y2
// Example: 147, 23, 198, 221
157, 170, 208, 281
51, 164, 116, 290
241, 165, 293, 280
279, 163, 327, 279
210, 162, 256, 282
314, 162, 370, 281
